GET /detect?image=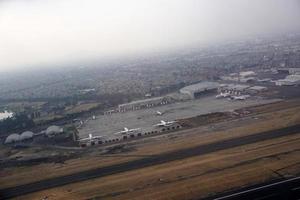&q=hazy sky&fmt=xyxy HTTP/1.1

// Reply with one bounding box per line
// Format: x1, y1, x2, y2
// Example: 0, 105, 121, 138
0, 0, 300, 72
